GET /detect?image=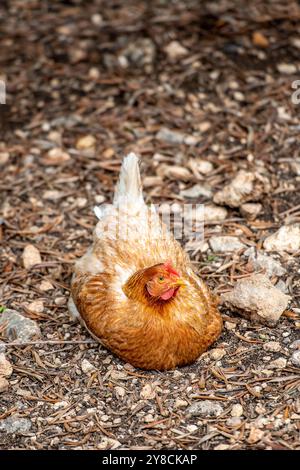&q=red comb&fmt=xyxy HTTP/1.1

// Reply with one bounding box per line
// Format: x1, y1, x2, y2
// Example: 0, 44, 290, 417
163, 260, 180, 277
